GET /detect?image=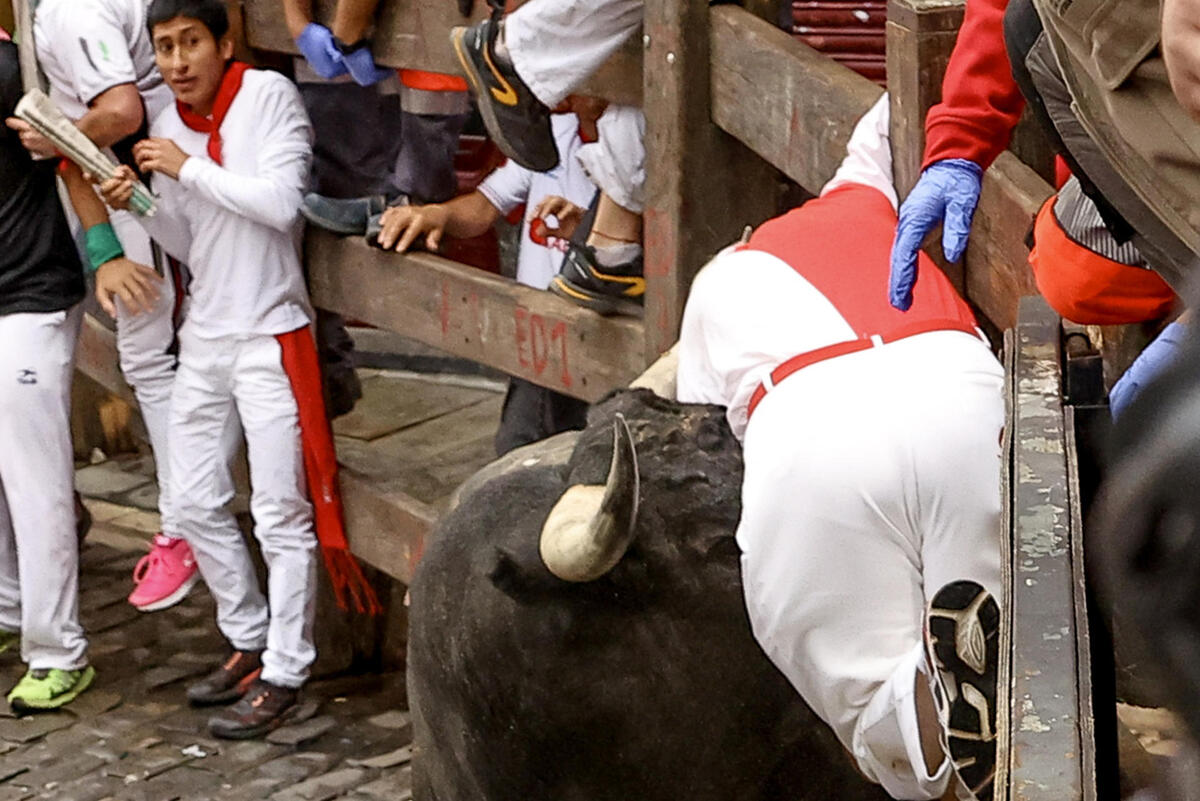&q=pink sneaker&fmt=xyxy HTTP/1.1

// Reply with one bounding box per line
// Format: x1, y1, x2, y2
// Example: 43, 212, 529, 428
128, 534, 200, 612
